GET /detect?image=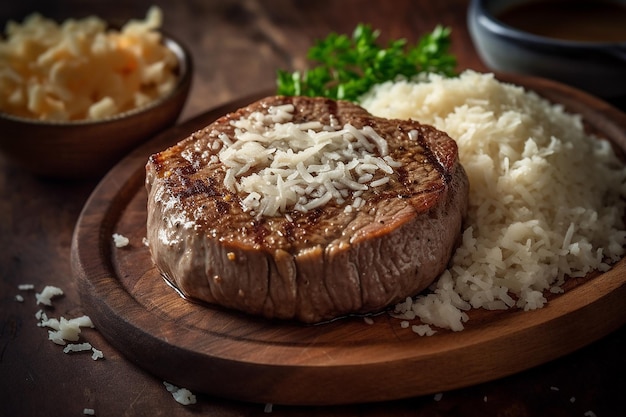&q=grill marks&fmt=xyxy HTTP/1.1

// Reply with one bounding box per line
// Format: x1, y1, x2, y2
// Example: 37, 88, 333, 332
145, 96, 469, 323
